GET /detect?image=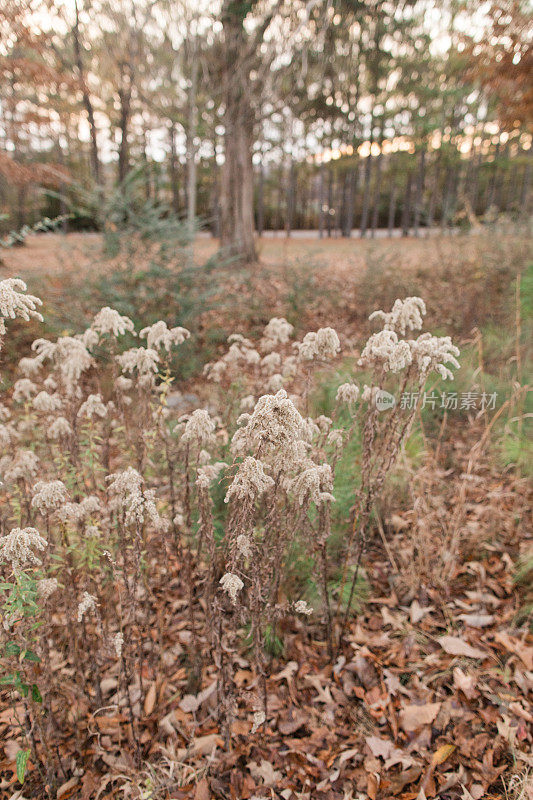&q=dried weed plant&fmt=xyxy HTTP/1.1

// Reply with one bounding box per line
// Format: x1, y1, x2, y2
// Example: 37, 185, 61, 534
0, 279, 461, 787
